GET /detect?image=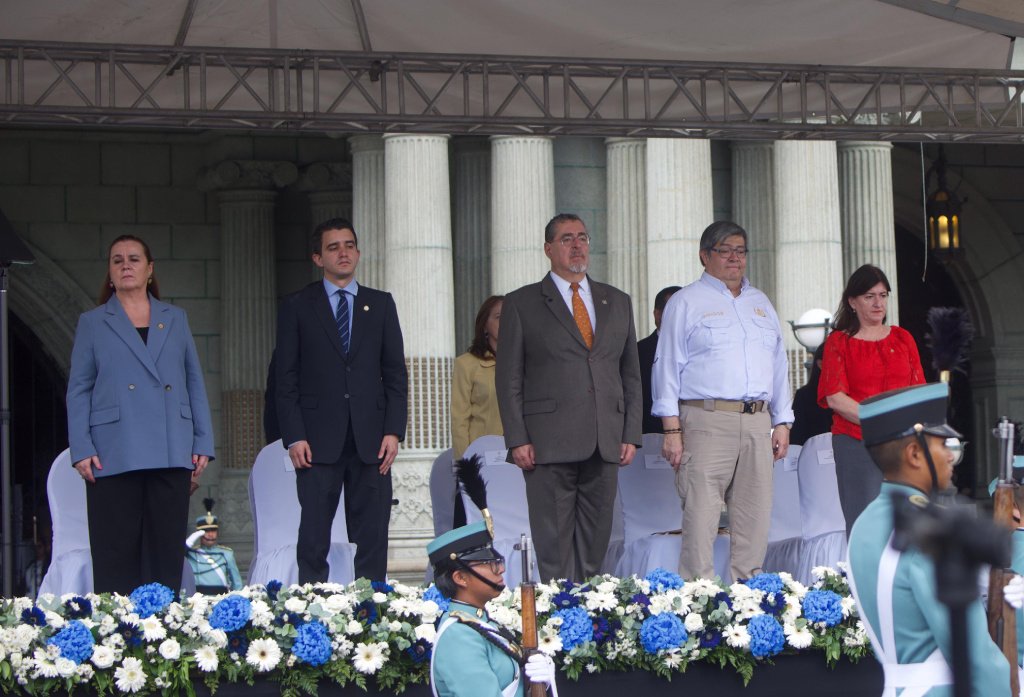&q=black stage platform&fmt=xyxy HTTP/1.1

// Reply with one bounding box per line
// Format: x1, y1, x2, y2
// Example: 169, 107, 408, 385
187, 653, 883, 697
